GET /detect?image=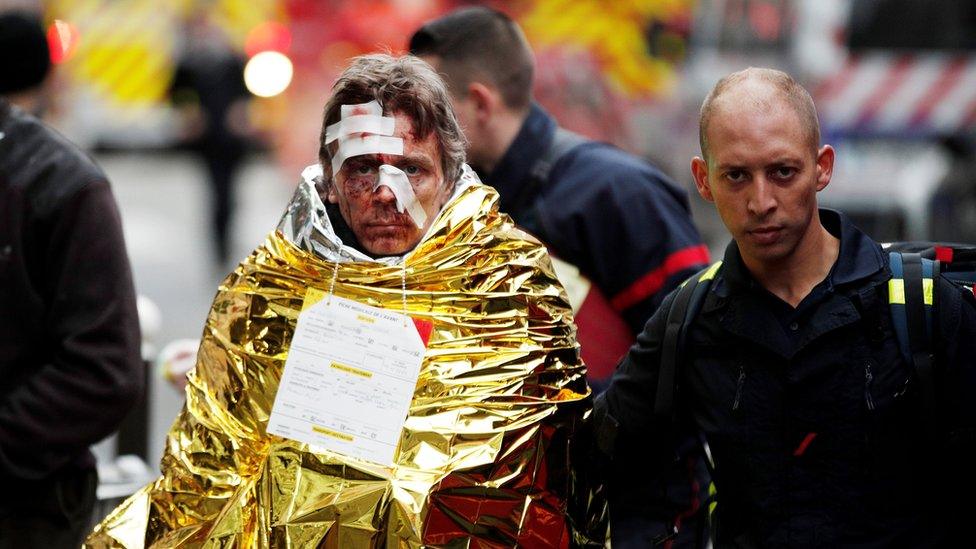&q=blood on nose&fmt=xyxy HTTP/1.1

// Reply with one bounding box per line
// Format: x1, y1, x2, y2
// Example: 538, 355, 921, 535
373, 184, 397, 202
